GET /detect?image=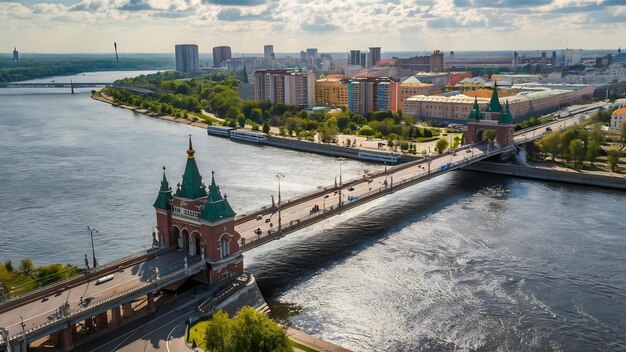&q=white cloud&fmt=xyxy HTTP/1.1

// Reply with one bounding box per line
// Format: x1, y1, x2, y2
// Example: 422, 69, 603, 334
0, 0, 624, 53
